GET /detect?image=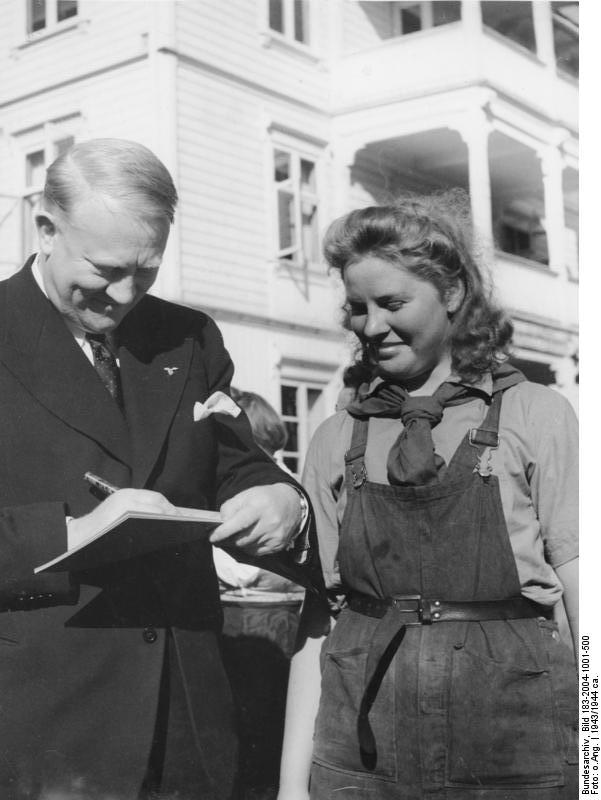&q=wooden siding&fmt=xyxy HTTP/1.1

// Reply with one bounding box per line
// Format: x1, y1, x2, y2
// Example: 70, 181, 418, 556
0, 60, 154, 278
174, 0, 329, 111
0, 1, 152, 108
176, 60, 330, 318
